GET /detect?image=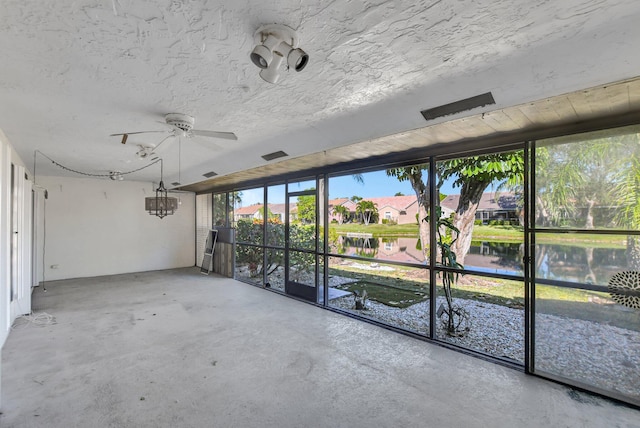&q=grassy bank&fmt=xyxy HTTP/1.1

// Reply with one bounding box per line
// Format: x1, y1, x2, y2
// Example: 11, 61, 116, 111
330, 223, 626, 247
